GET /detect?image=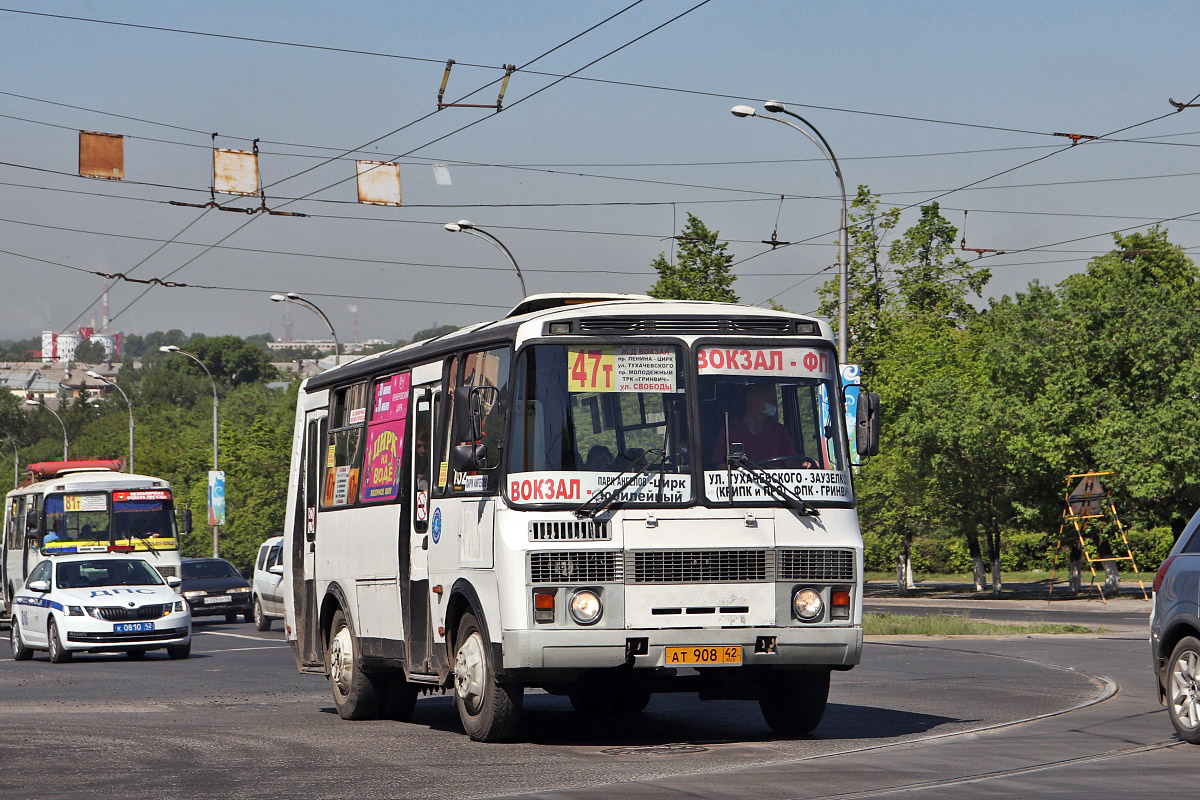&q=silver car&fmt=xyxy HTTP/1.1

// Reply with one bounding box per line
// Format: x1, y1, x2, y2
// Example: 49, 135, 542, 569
1150, 508, 1200, 743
